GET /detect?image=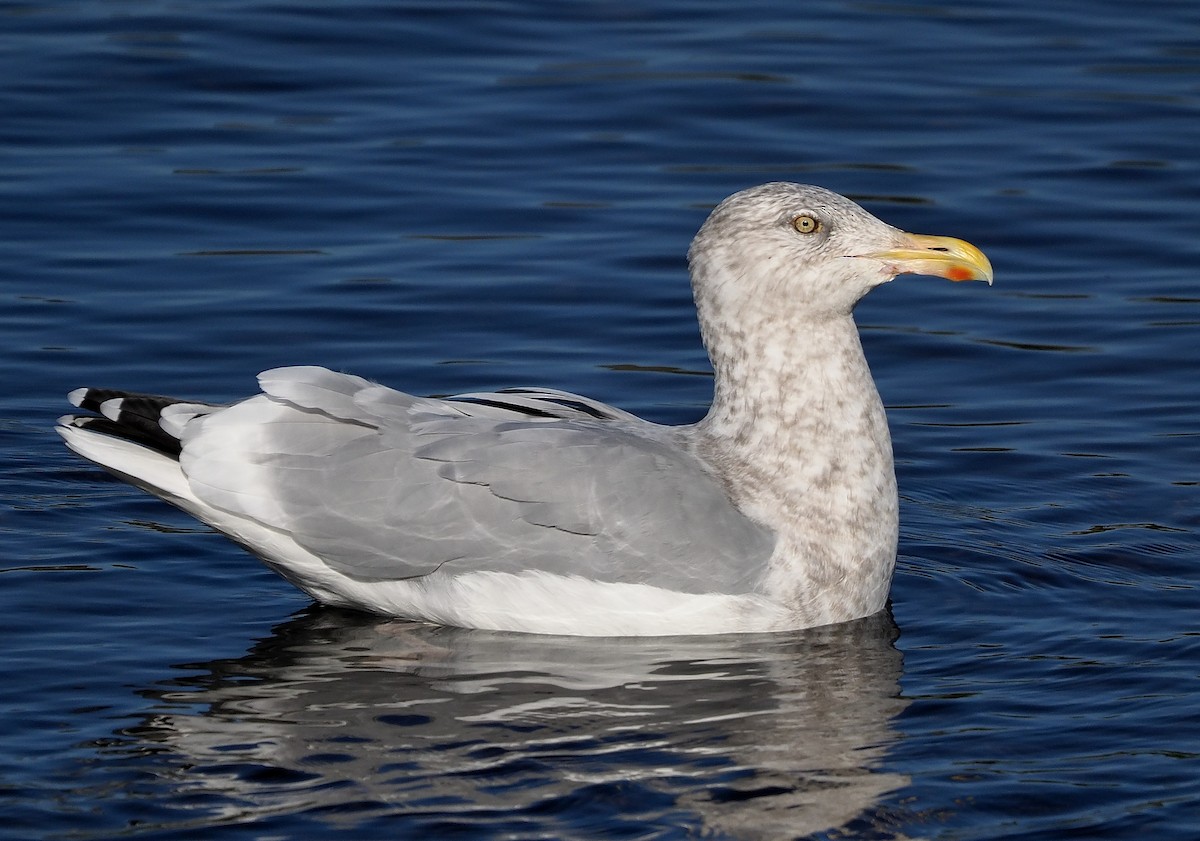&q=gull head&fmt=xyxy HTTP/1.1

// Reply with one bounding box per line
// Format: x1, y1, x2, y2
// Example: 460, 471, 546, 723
688, 183, 992, 325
